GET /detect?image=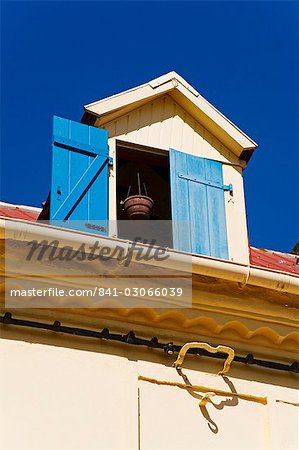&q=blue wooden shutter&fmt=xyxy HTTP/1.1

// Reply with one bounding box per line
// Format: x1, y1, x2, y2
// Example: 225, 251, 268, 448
169, 149, 230, 259
50, 116, 109, 235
